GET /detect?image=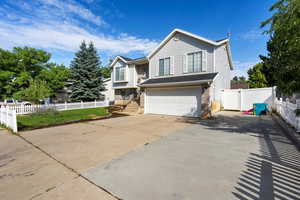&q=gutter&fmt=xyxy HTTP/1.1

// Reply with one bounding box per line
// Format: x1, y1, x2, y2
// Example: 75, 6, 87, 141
139, 79, 213, 88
